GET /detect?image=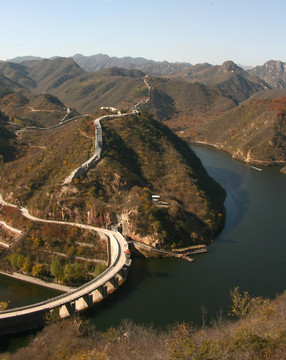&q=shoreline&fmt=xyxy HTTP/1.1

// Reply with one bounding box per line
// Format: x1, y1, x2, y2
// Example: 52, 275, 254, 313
0, 271, 75, 293
189, 140, 286, 170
